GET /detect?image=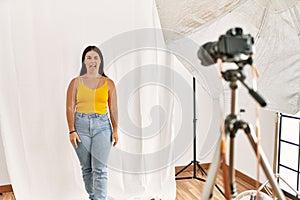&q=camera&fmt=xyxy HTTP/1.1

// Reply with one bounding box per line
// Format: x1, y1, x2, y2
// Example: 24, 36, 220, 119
198, 27, 254, 66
